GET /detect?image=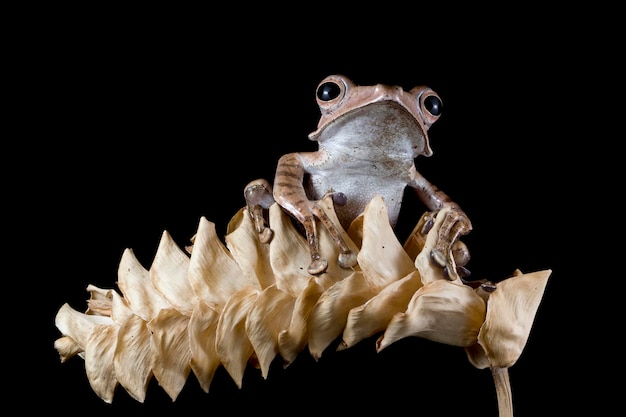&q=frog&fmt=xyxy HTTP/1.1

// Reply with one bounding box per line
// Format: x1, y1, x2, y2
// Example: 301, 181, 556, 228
244, 74, 472, 280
